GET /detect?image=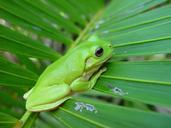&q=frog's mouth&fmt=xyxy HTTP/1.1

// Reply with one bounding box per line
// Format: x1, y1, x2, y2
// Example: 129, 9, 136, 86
96, 54, 112, 67
102, 54, 112, 63
83, 56, 112, 81
85, 54, 112, 71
